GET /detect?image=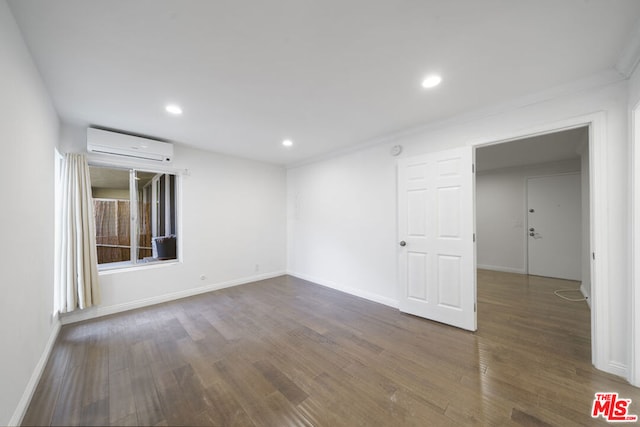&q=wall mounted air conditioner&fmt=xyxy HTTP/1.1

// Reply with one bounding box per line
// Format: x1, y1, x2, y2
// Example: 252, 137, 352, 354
87, 128, 173, 163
